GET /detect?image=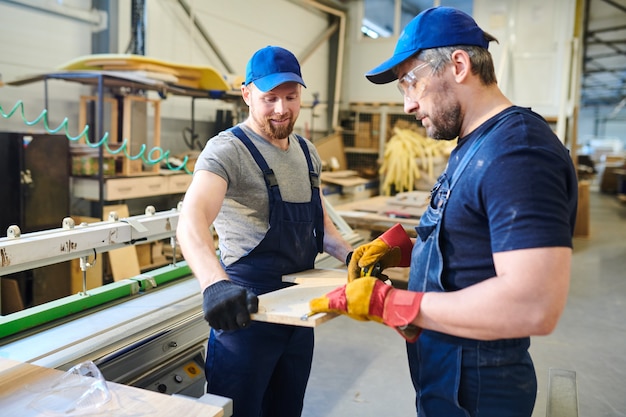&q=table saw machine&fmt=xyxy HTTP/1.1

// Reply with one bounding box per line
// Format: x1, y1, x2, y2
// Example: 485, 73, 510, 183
0, 201, 361, 415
